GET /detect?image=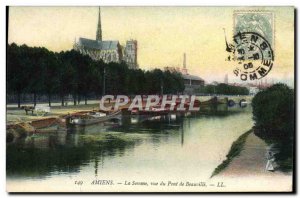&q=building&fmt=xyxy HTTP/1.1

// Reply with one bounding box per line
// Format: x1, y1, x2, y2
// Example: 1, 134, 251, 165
248, 86, 260, 95
182, 74, 205, 94
74, 7, 138, 68
164, 53, 205, 94
74, 38, 123, 63
124, 40, 138, 69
